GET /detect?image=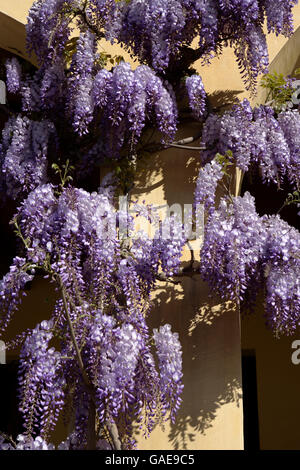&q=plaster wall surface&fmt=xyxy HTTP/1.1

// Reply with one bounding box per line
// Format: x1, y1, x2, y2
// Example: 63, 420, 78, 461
1, 0, 300, 450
